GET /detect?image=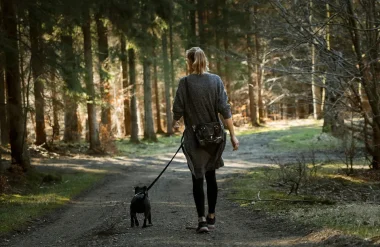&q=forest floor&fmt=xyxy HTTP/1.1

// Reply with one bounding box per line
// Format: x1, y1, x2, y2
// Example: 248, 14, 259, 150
1, 120, 379, 247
